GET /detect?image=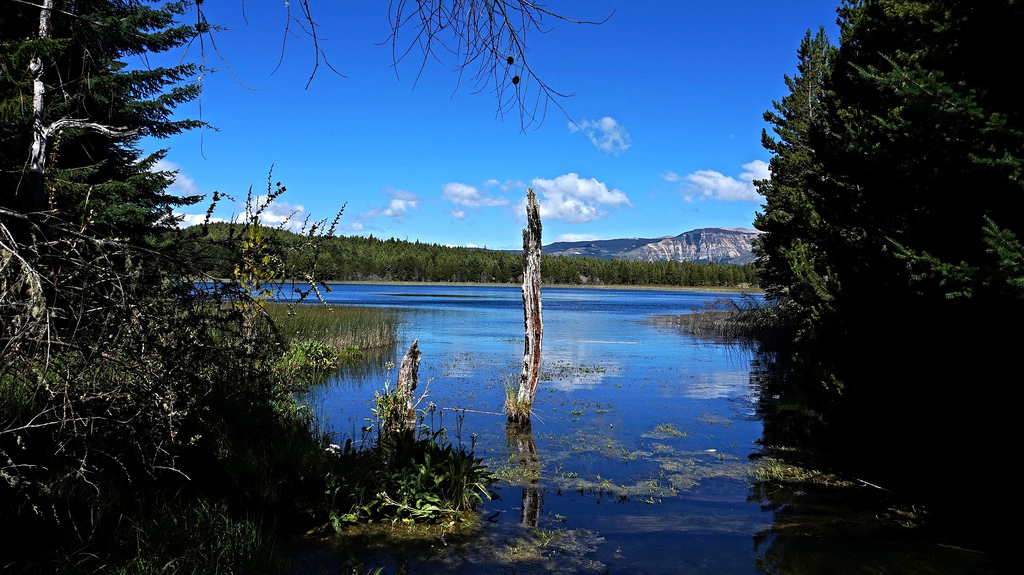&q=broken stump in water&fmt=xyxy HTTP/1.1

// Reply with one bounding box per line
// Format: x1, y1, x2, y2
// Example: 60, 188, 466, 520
510, 188, 543, 423
396, 339, 422, 431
